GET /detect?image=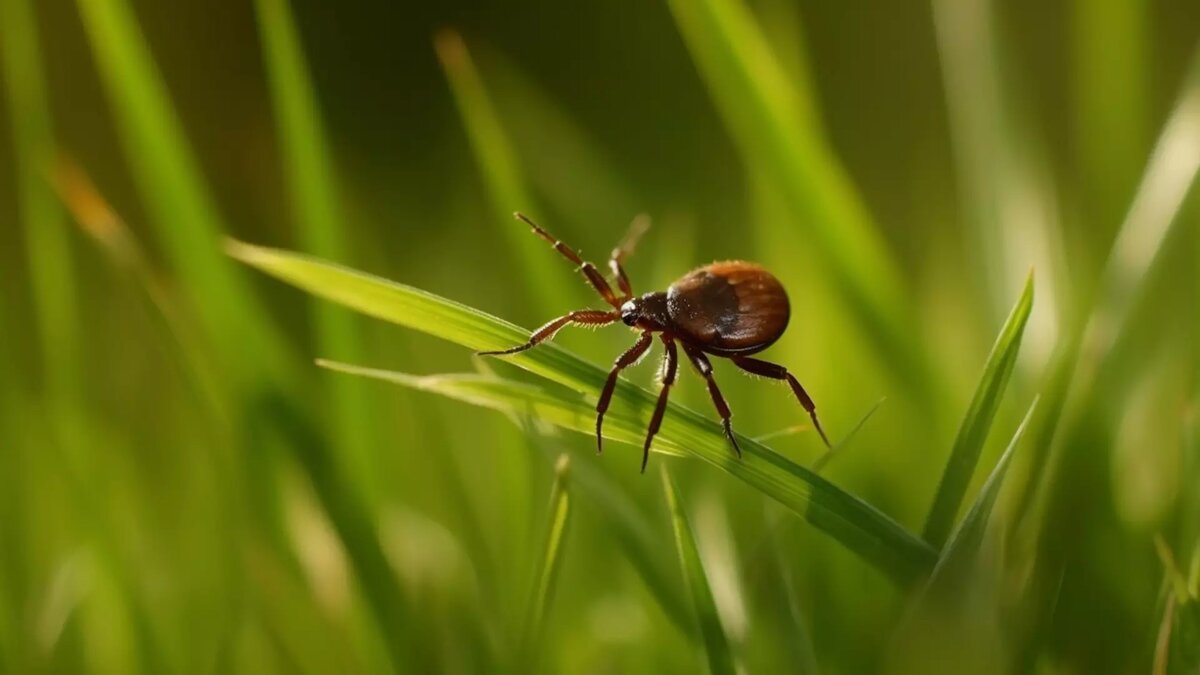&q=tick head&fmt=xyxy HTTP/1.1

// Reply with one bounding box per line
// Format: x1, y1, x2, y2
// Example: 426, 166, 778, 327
620, 299, 639, 326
